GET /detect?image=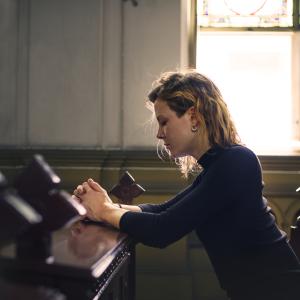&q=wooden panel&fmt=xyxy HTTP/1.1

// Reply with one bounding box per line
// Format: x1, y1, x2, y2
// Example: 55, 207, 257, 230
136, 273, 193, 300
136, 236, 188, 273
